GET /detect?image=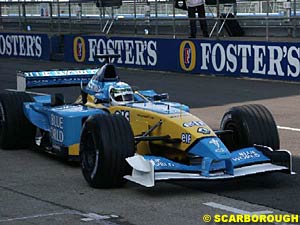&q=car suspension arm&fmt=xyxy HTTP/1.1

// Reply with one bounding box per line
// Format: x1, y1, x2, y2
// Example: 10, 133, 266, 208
135, 120, 163, 145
